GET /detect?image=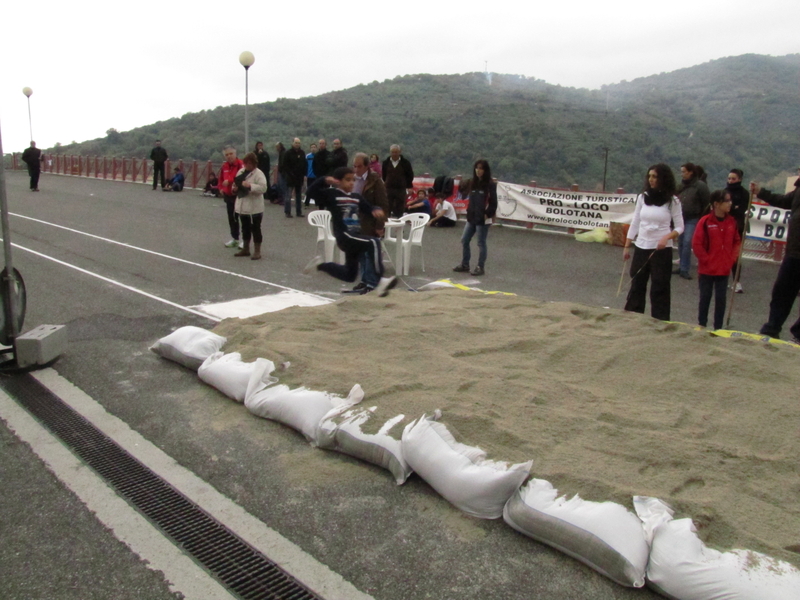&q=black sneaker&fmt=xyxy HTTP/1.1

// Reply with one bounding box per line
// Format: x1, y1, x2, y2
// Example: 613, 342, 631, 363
453, 264, 470, 273
471, 266, 485, 276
